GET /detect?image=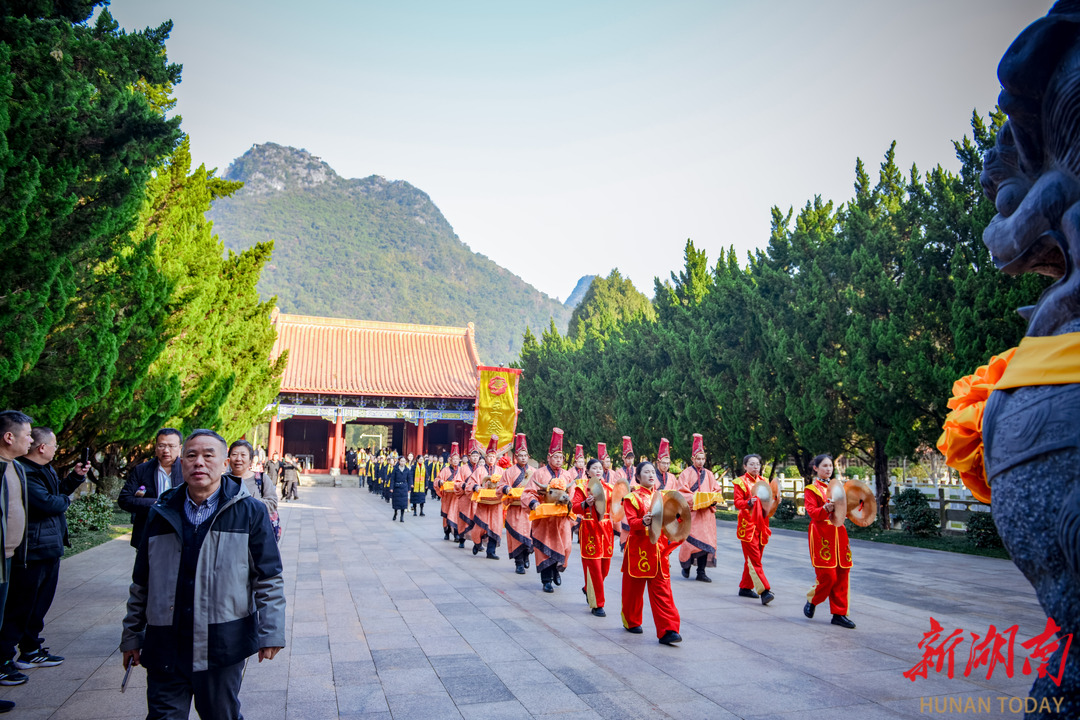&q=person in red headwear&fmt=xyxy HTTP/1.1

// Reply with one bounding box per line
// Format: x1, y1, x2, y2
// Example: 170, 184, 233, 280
470, 435, 507, 559
451, 439, 484, 549
675, 433, 721, 582
501, 434, 533, 574
621, 461, 682, 645
572, 457, 614, 616
569, 444, 587, 543
655, 438, 676, 490
521, 429, 574, 593
733, 453, 775, 605
803, 453, 855, 629
434, 443, 462, 541
598, 443, 614, 483
613, 436, 635, 551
